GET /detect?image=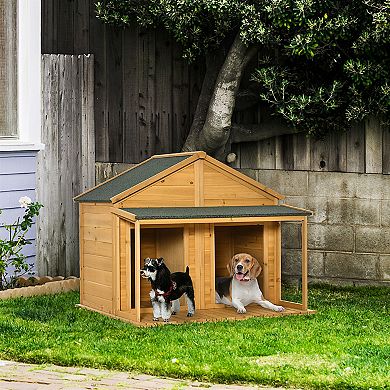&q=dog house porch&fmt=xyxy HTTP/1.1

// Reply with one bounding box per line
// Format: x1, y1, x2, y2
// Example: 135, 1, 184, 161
103, 205, 312, 326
